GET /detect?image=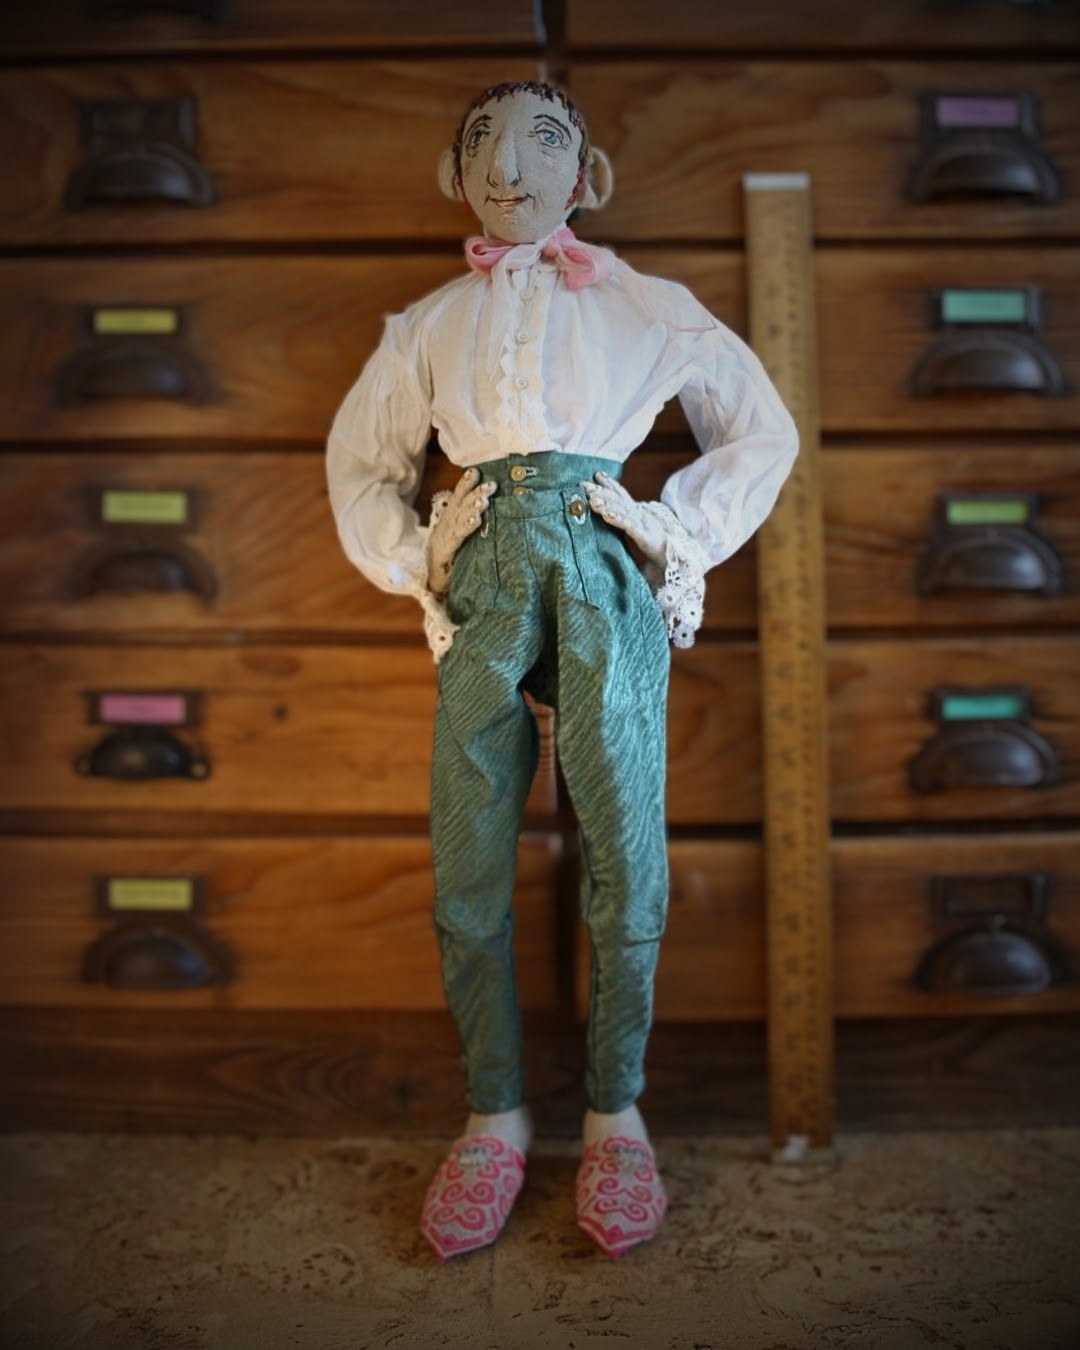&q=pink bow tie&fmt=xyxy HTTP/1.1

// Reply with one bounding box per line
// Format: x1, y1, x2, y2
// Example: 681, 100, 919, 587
465, 226, 613, 290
